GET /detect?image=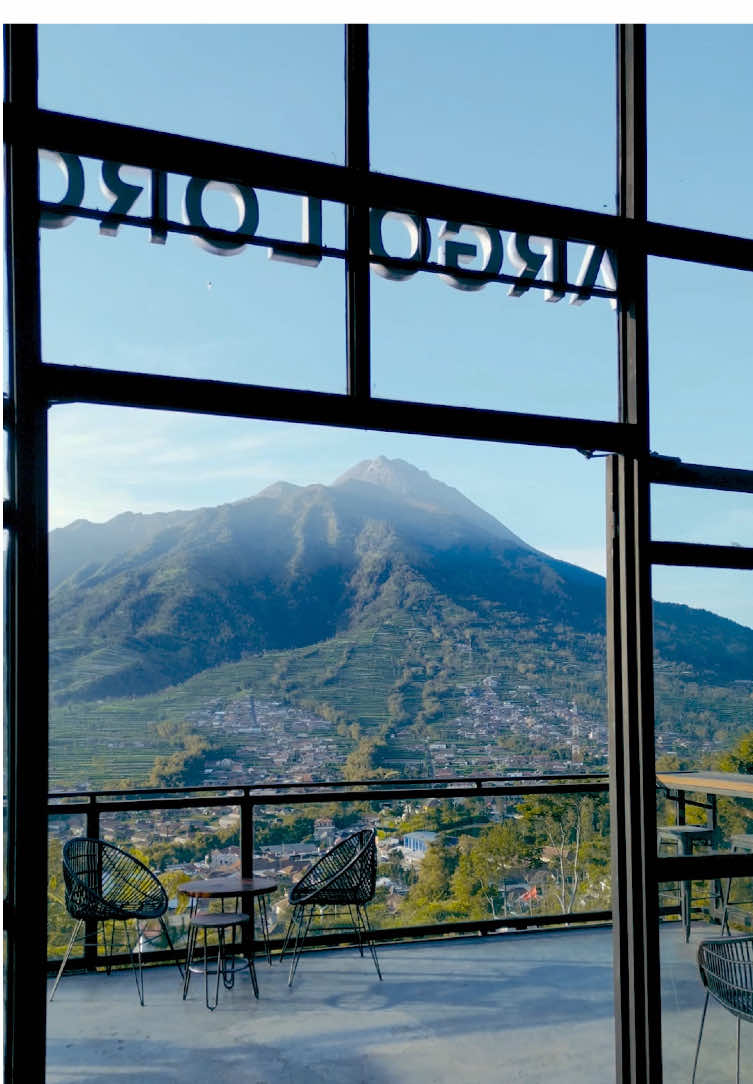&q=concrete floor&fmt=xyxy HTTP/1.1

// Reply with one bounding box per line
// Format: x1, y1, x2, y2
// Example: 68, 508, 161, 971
46, 924, 749, 1084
